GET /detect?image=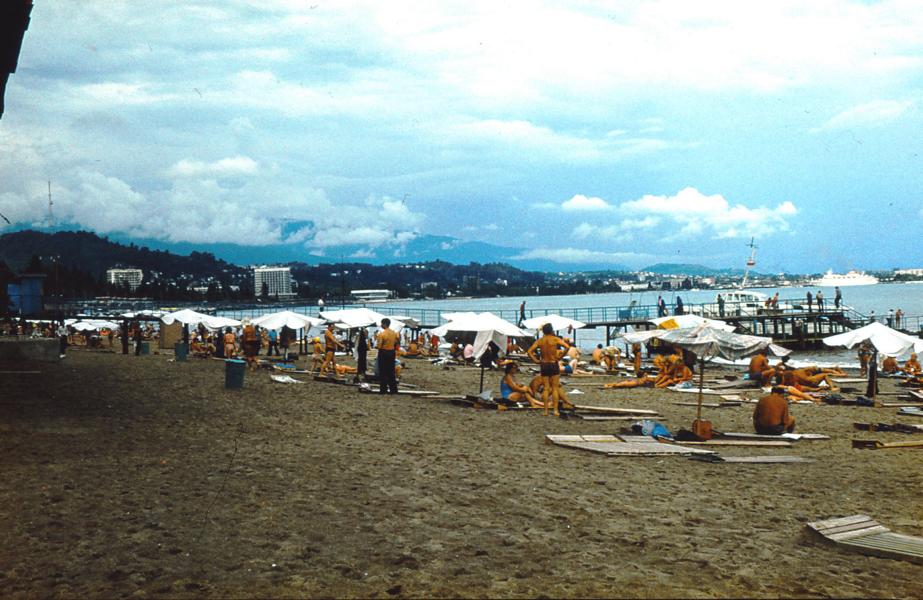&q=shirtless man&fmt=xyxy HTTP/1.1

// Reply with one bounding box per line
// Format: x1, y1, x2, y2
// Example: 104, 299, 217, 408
748, 350, 775, 385
320, 324, 343, 376
904, 353, 921, 376
527, 323, 570, 416
753, 386, 796, 435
